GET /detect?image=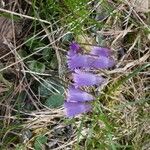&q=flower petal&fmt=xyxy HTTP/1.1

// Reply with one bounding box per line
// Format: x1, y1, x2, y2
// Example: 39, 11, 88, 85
68, 42, 81, 57
92, 56, 115, 69
73, 70, 105, 87
64, 101, 92, 117
70, 42, 80, 52
90, 46, 111, 57
67, 53, 115, 70
67, 54, 93, 70
67, 86, 94, 102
